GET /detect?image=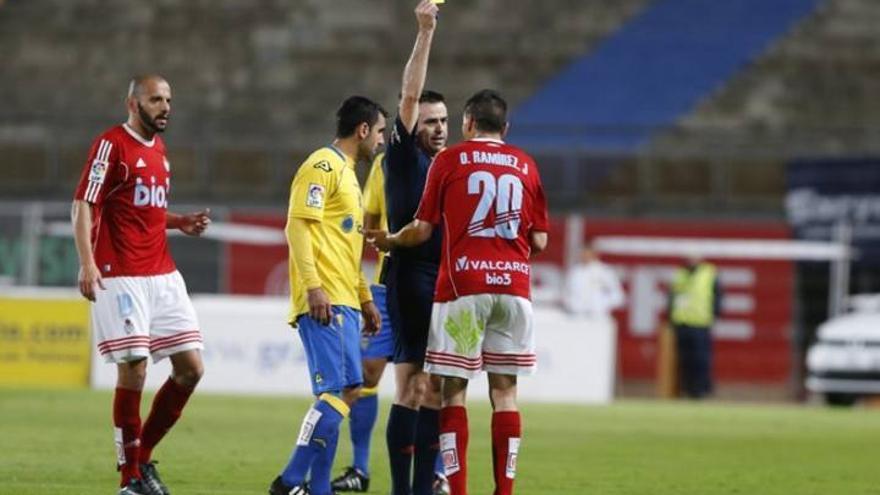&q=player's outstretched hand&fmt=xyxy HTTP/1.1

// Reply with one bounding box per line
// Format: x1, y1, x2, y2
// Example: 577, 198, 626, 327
416, 0, 439, 31
361, 300, 381, 336
78, 263, 105, 302
179, 208, 212, 237
366, 229, 392, 252
307, 287, 333, 326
